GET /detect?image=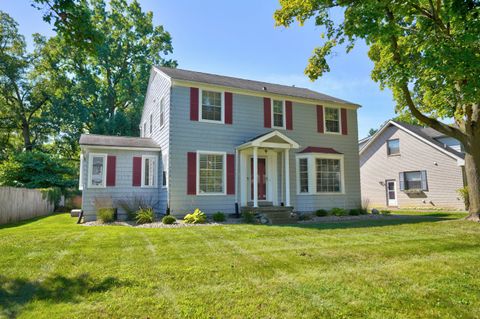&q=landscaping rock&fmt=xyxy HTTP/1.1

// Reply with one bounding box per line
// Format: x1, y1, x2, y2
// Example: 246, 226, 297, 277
371, 208, 380, 215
